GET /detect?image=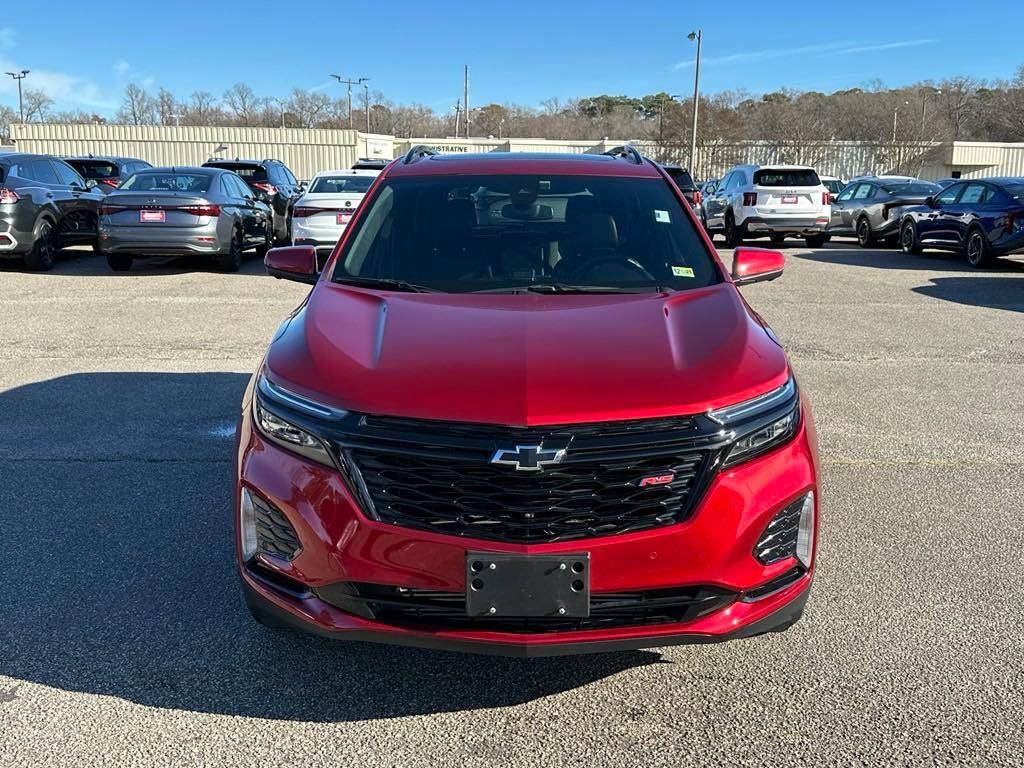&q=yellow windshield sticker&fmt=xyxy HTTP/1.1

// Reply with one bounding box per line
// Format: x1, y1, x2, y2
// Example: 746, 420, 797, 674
672, 266, 695, 278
